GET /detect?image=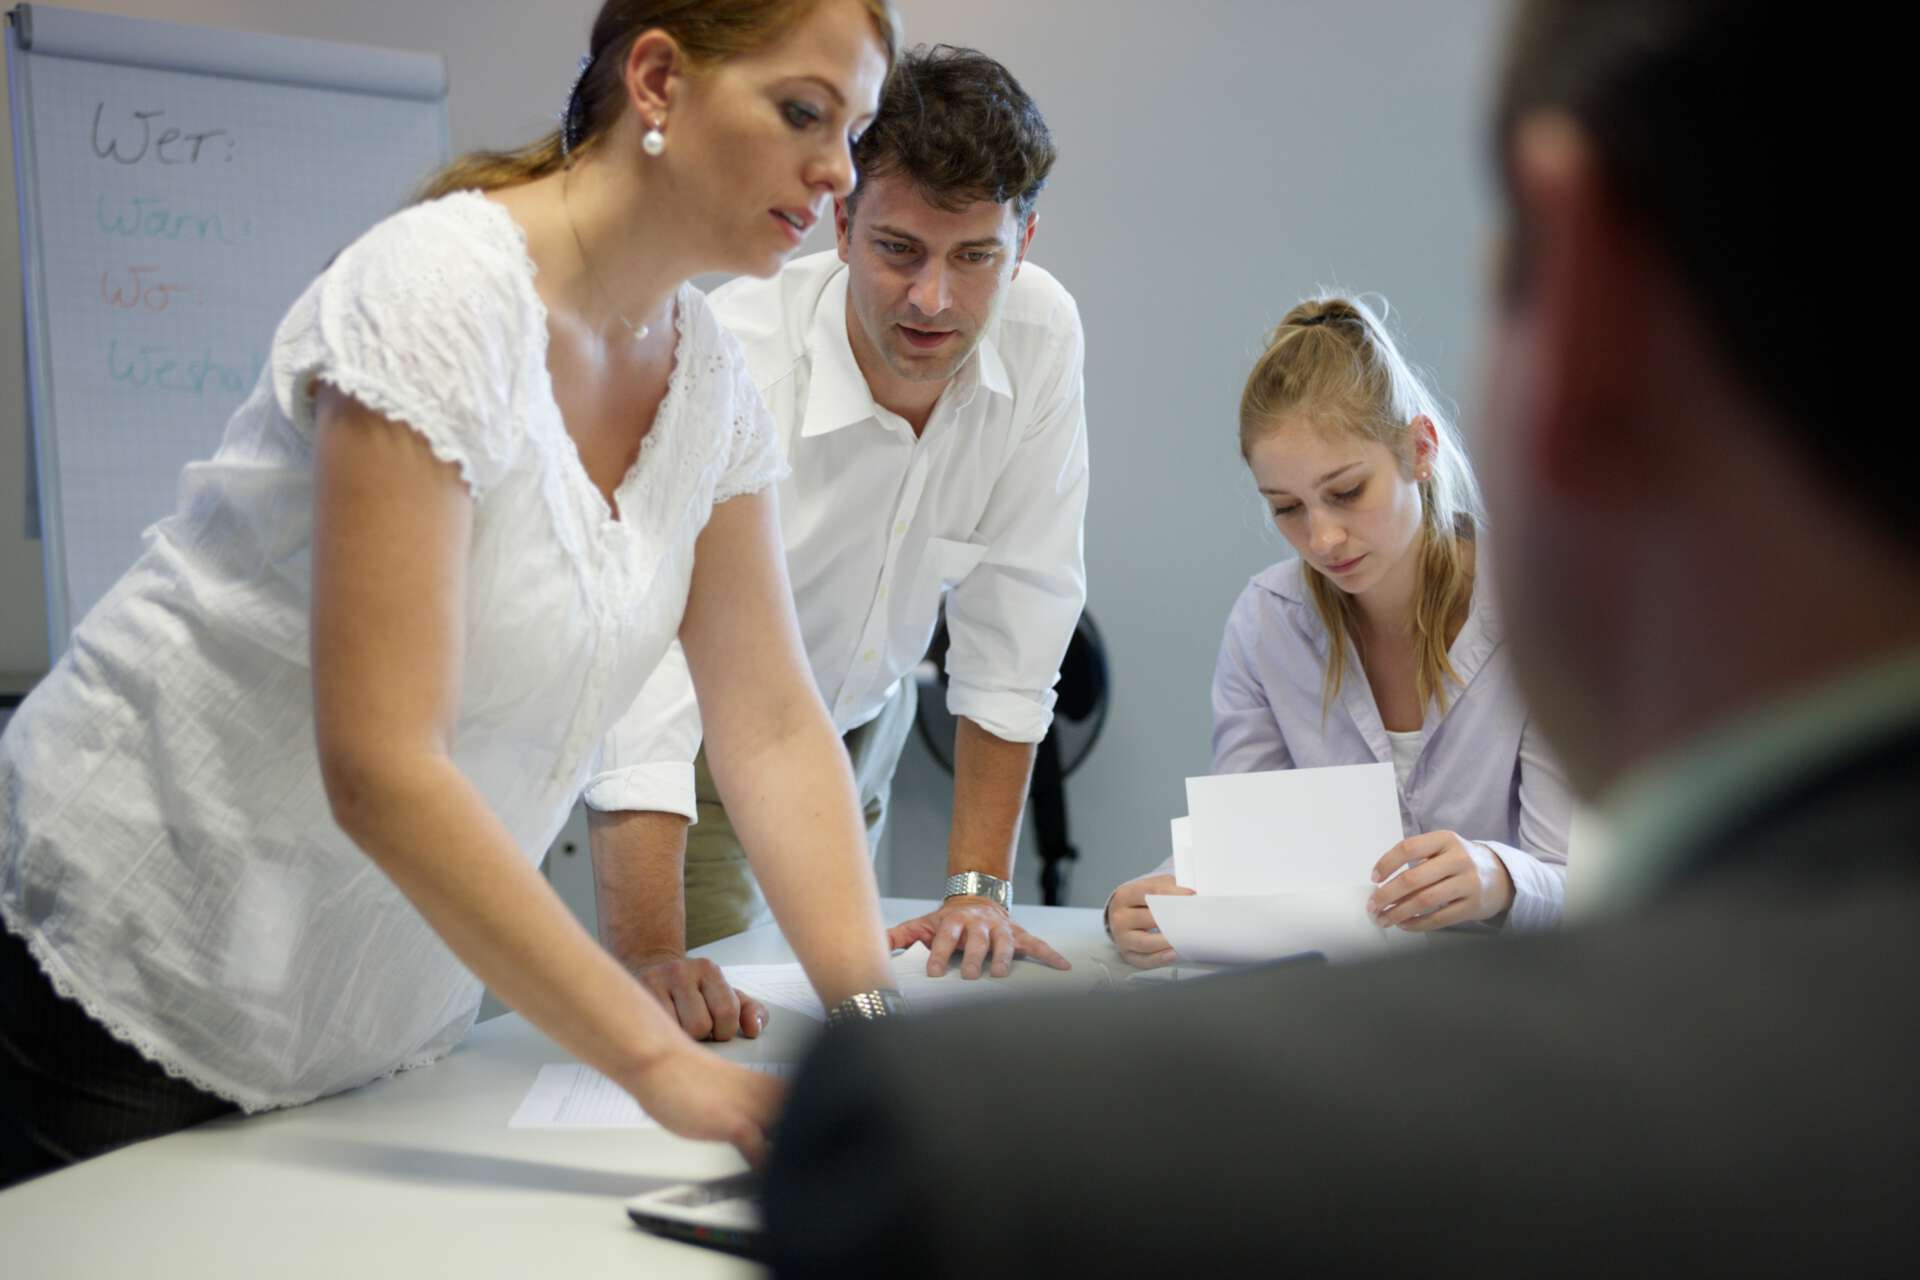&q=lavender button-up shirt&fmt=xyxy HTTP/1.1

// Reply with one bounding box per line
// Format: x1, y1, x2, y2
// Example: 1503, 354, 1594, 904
1200, 553, 1572, 930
